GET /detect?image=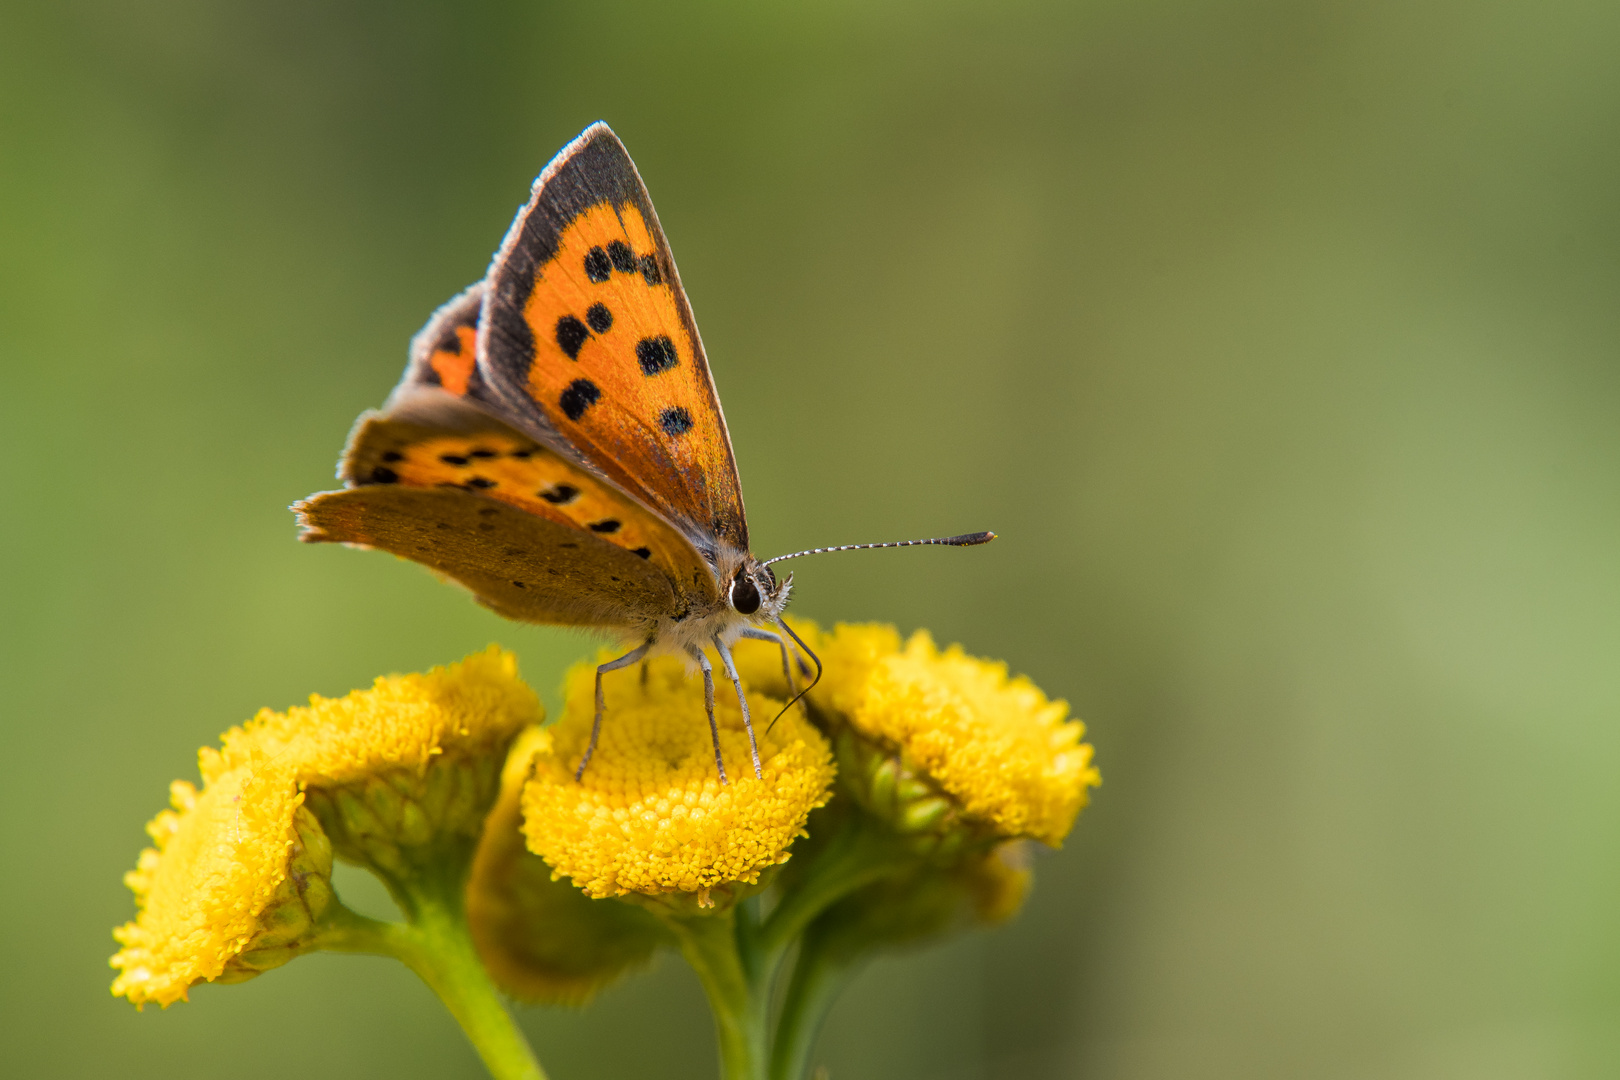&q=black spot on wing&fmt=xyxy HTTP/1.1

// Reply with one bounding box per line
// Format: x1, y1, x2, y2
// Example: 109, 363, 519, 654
468, 477, 497, 489
381, 451, 403, 463
660, 407, 693, 436
608, 240, 636, 273
555, 315, 589, 359
440, 453, 470, 465
584, 246, 612, 282
539, 484, 580, 505
560, 379, 601, 421
482, 126, 655, 402
585, 303, 613, 333
632, 546, 652, 559
639, 254, 661, 285
636, 336, 678, 376
589, 519, 622, 534
469, 448, 497, 459
365, 467, 399, 485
